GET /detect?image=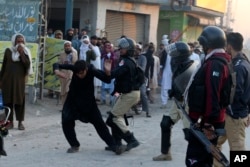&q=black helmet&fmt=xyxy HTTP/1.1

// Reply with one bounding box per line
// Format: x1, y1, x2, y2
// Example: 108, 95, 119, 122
118, 37, 136, 57
118, 38, 135, 50
198, 26, 226, 49
169, 41, 191, 58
